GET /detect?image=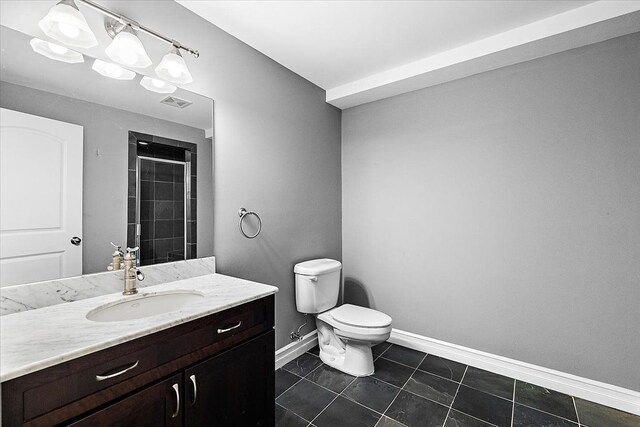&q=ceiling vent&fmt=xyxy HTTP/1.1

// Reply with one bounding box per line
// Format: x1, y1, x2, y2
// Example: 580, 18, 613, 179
160, 96, 192, 109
